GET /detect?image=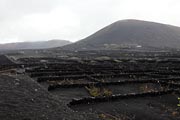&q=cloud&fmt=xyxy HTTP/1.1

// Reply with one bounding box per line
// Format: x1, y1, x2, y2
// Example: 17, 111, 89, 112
0, 0, 180, 43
